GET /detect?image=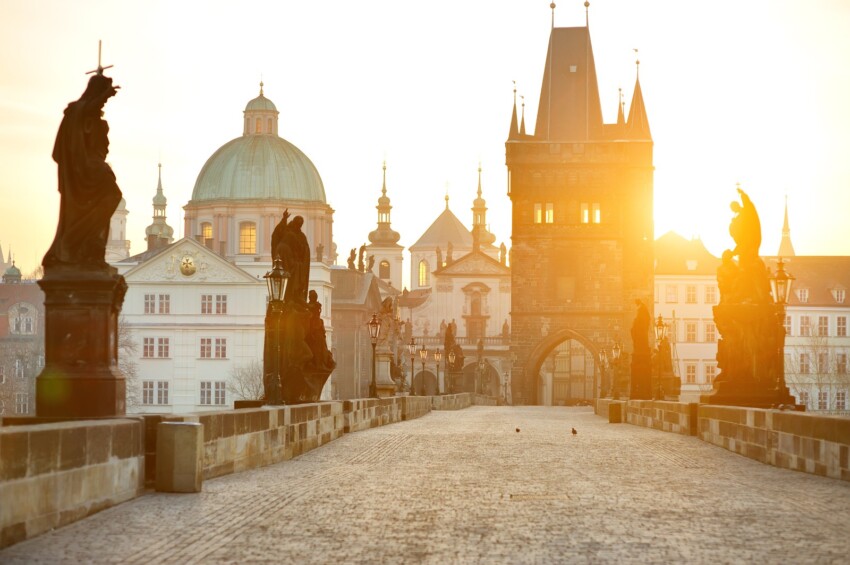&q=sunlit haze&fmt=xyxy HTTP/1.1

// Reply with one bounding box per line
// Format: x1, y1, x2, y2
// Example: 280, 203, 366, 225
2, 0, 849, 282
